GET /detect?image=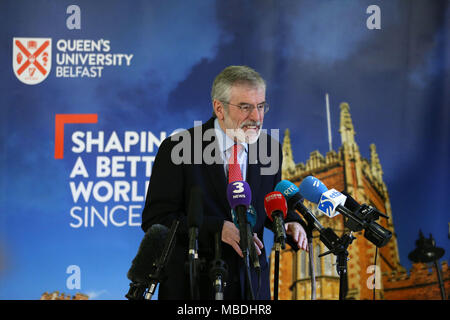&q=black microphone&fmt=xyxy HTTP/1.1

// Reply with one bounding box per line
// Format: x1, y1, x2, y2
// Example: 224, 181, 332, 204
187, 186, 203, 261
298, 176, 392, 248
341, 191, 361, 211
231, 205, 260, 271
141, 220, 180, 300
126, 224, 168, 300
340, 191, 391, 247
341, 190, 389, 220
